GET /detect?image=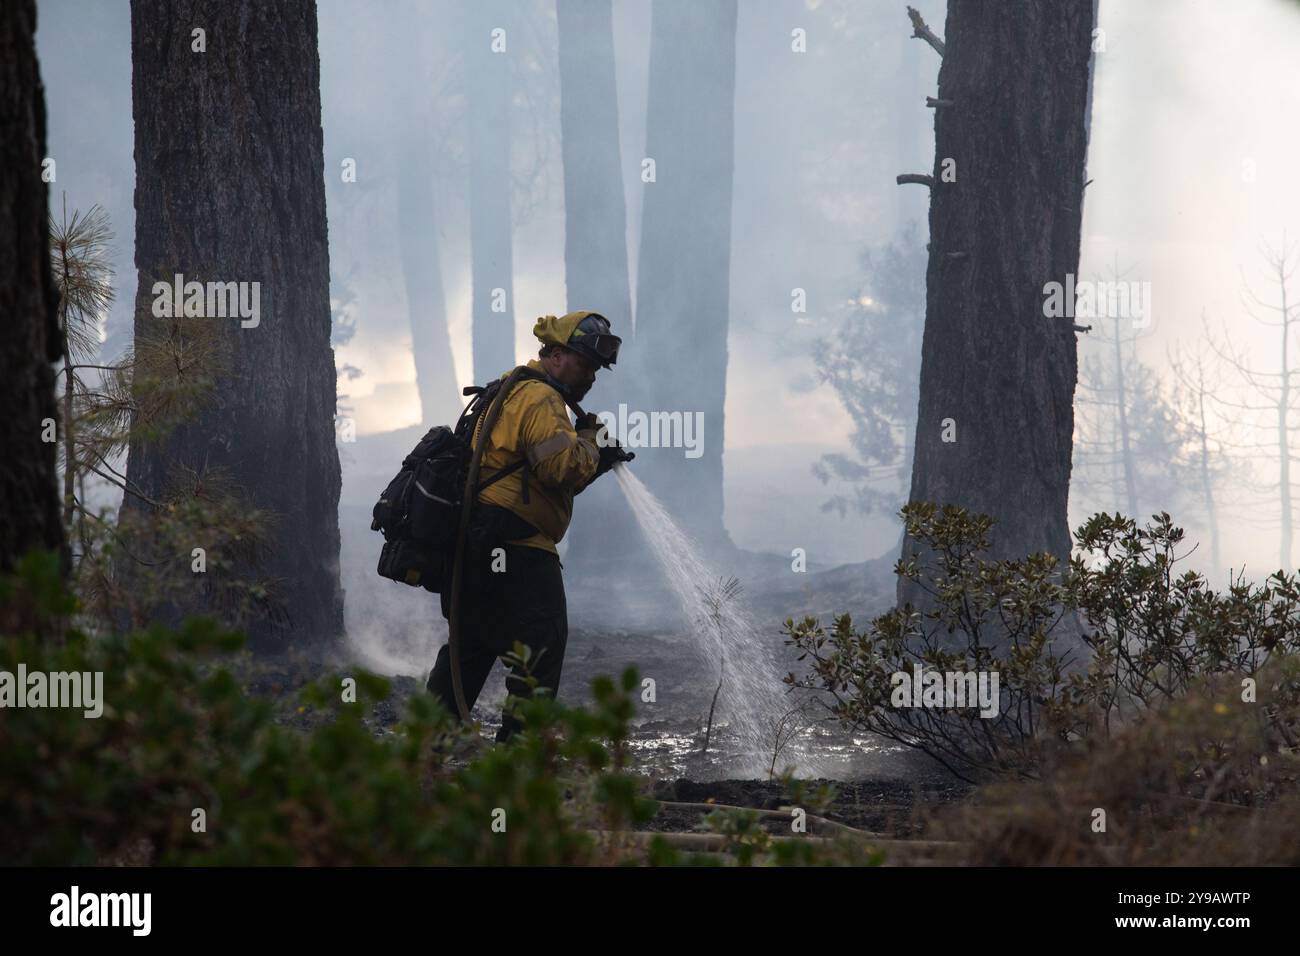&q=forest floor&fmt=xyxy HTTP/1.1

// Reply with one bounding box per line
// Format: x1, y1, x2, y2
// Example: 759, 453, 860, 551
233, 539, 977, 851
236, 613, 972, 849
